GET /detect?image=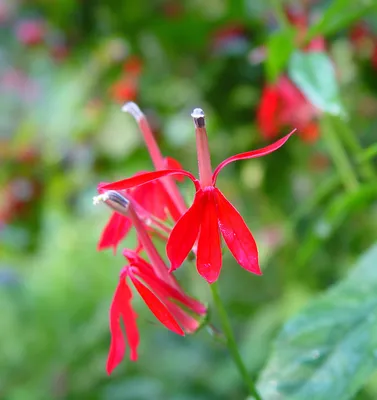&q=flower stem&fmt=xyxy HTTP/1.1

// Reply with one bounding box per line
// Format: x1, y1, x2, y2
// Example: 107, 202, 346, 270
210, 282, 262, 400
331, 115, 376, 181
321, 114, 359, 193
